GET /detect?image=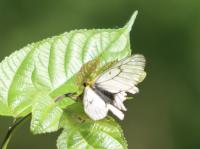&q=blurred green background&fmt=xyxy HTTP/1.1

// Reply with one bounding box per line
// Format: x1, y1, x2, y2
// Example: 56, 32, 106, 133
0, 0, 200, 149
